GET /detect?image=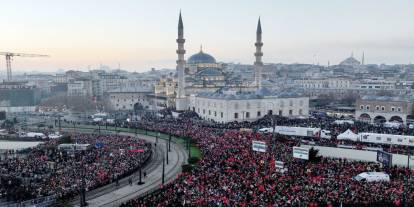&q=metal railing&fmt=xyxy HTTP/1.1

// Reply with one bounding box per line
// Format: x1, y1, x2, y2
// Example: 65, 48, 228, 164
0, 195, 57, 207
